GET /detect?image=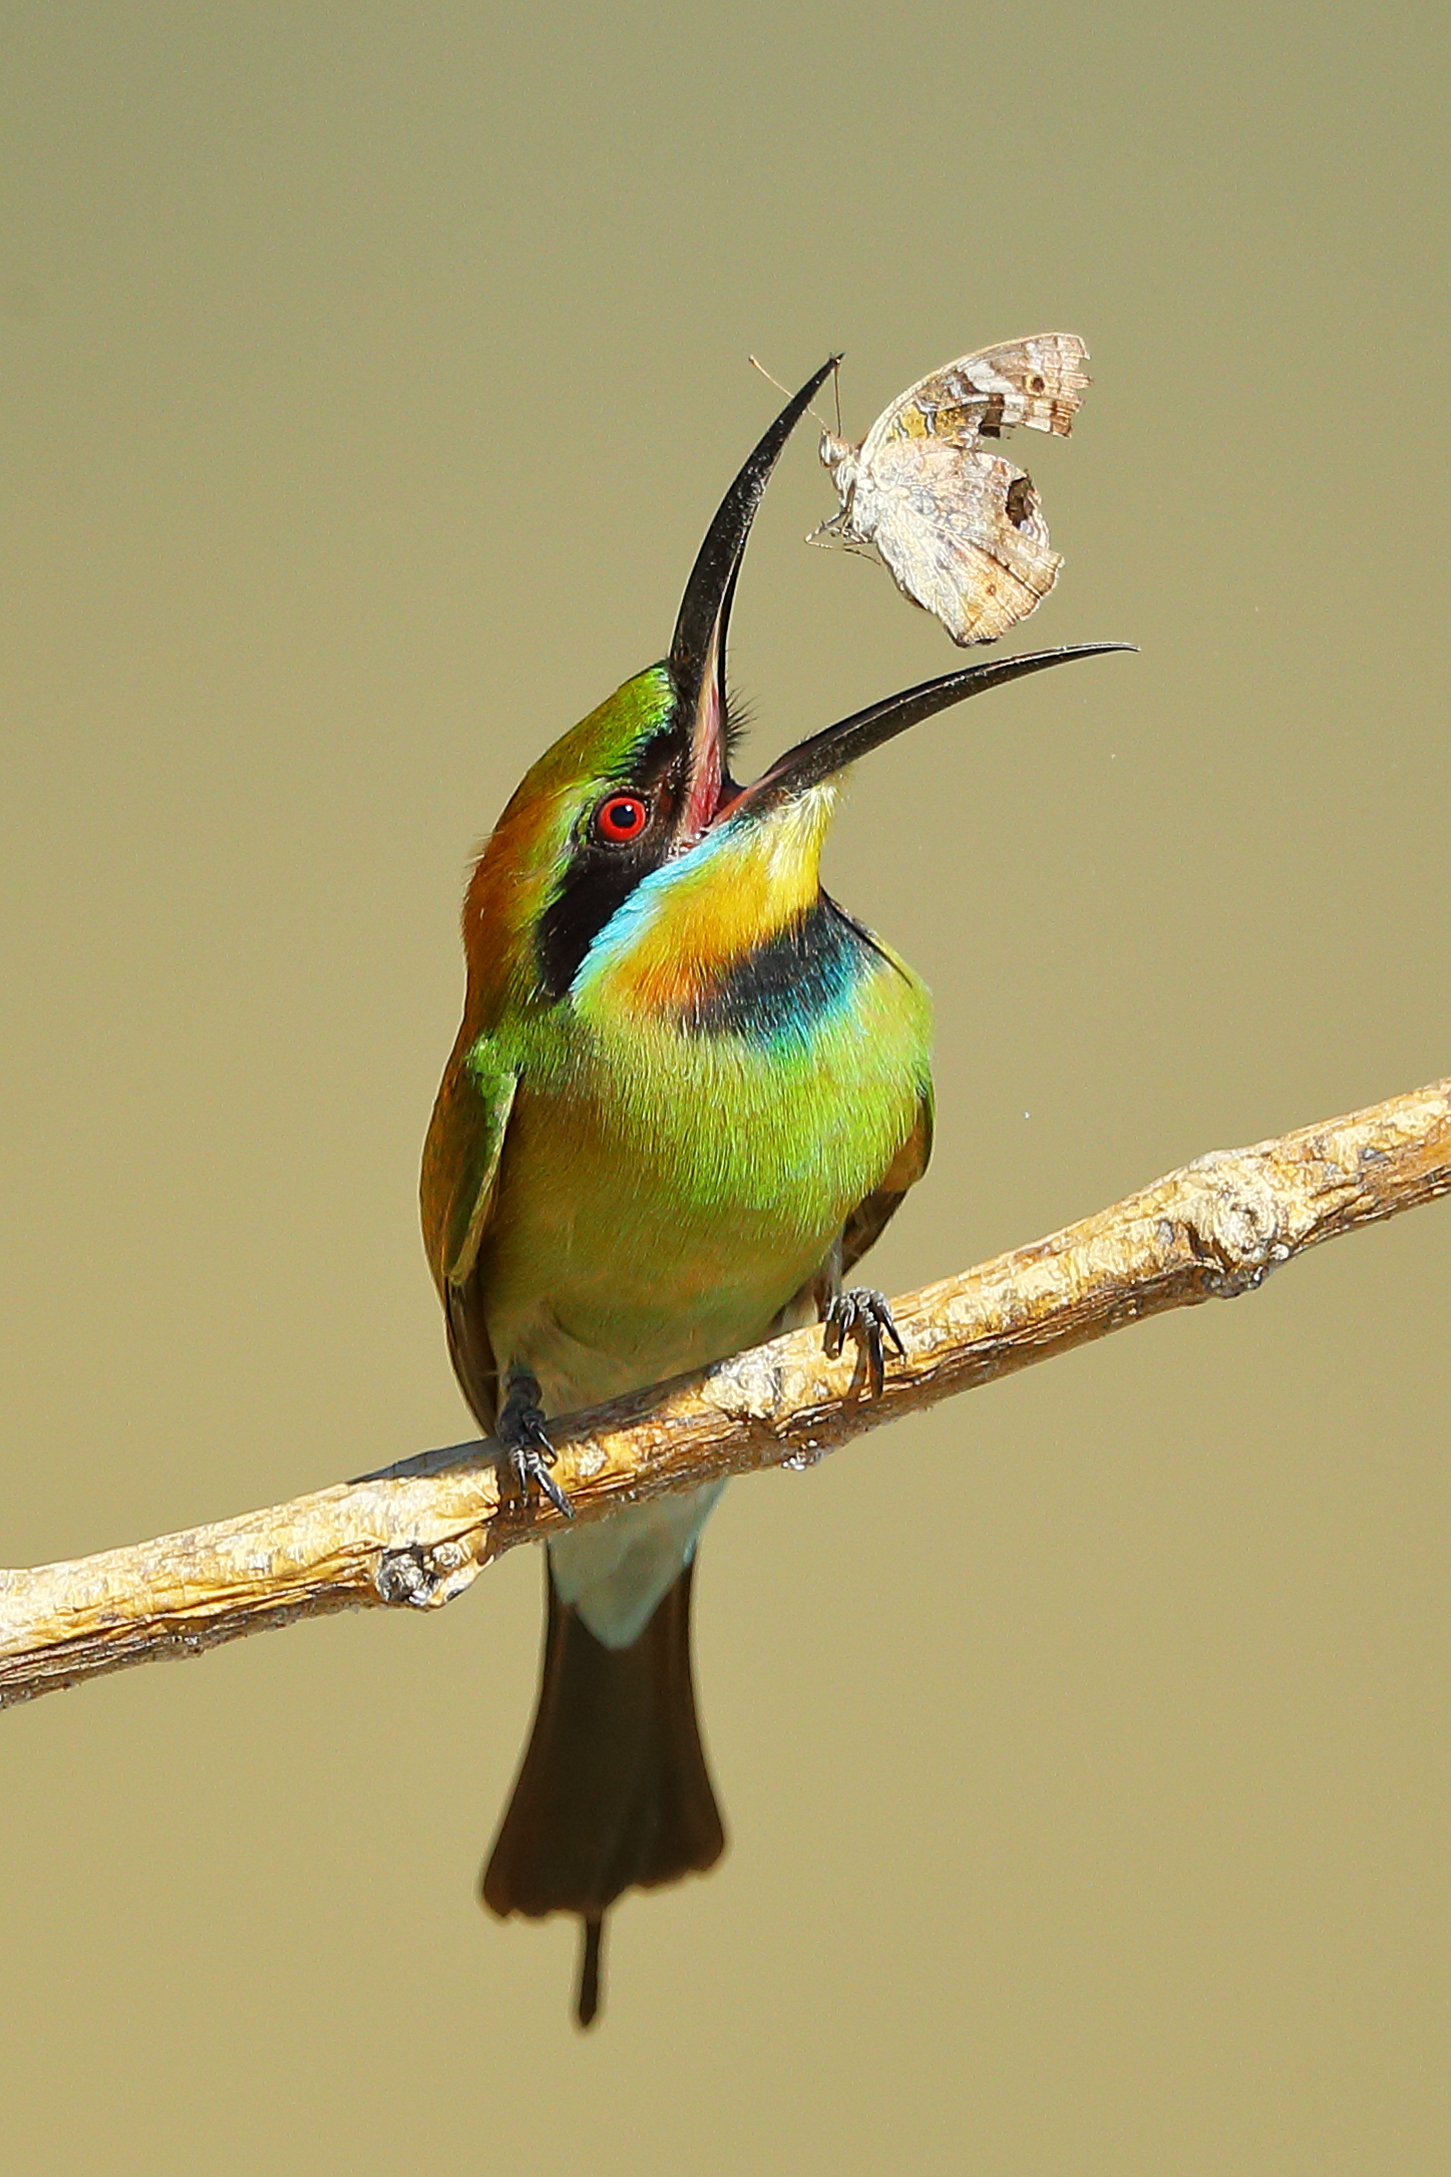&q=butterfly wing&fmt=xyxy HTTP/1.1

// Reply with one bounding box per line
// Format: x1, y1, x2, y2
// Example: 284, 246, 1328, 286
854, 439, 1062, 645
859, 333, 1089, 467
